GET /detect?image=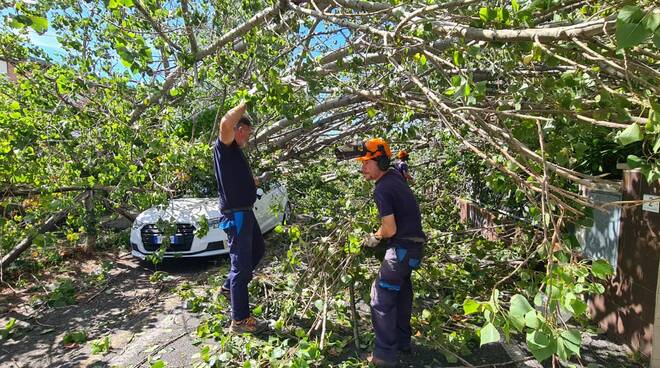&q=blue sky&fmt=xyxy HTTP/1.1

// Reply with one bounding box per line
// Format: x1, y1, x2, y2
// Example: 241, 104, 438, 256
27, 29, 65, 61
3, 5, 348, 67
2, 5, 349, 86
1, 7, 65, 62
